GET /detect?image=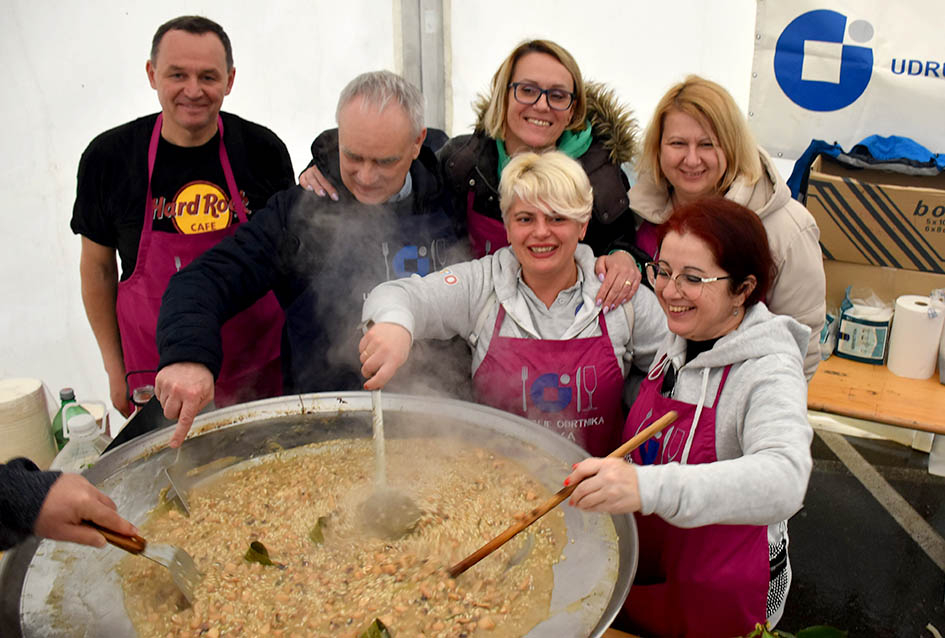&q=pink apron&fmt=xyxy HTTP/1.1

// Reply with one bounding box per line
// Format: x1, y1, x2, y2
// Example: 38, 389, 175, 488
620, 358, 769, 637
472, 305, 624, 456
116, 114, 284, 407
466, 192, 510, 258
